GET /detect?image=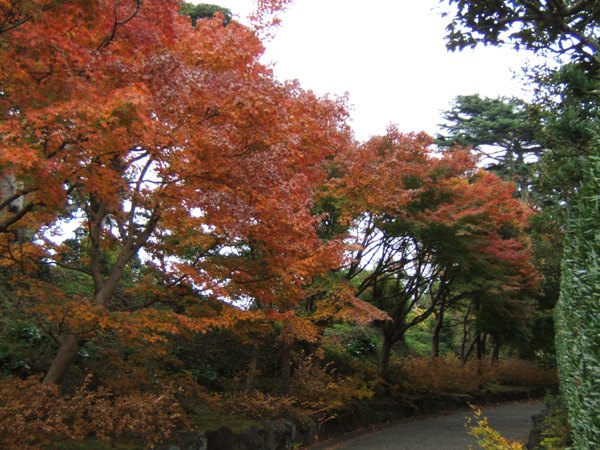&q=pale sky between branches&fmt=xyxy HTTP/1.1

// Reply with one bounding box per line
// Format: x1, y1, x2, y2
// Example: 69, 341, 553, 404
209, 0, 538, 141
